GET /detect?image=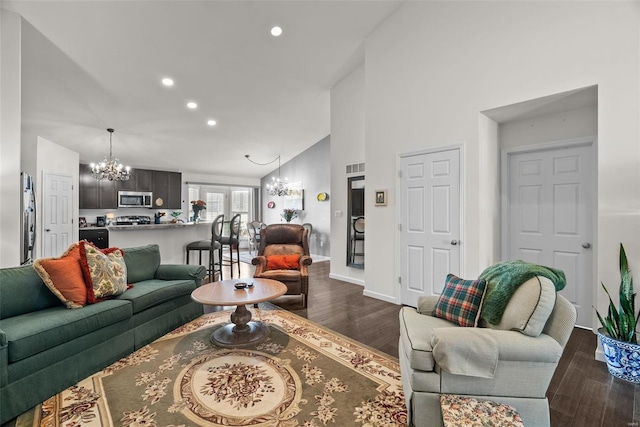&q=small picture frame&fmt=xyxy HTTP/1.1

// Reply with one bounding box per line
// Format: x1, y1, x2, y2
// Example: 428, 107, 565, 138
375, 190, 387, 206
79, 217, 87, 228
